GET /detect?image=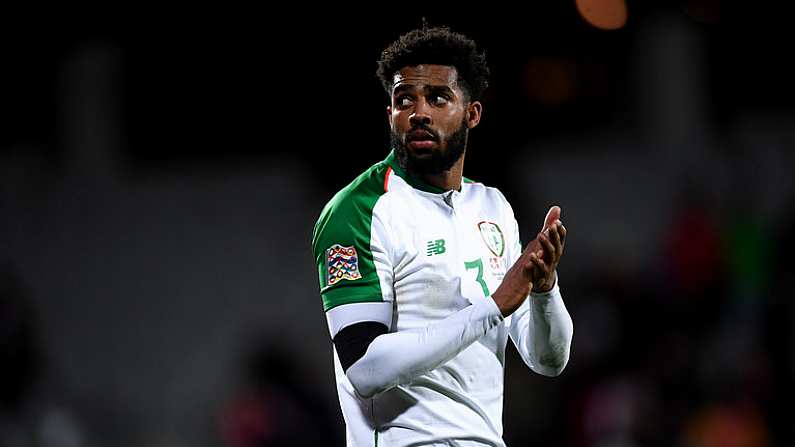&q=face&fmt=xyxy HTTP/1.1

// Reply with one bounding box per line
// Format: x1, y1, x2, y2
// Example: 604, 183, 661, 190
387, 65, 482, 176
